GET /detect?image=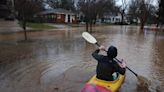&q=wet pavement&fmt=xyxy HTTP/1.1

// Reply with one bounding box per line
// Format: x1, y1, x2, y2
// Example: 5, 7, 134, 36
0, 25, 164, 92
0, 19, 22, 33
